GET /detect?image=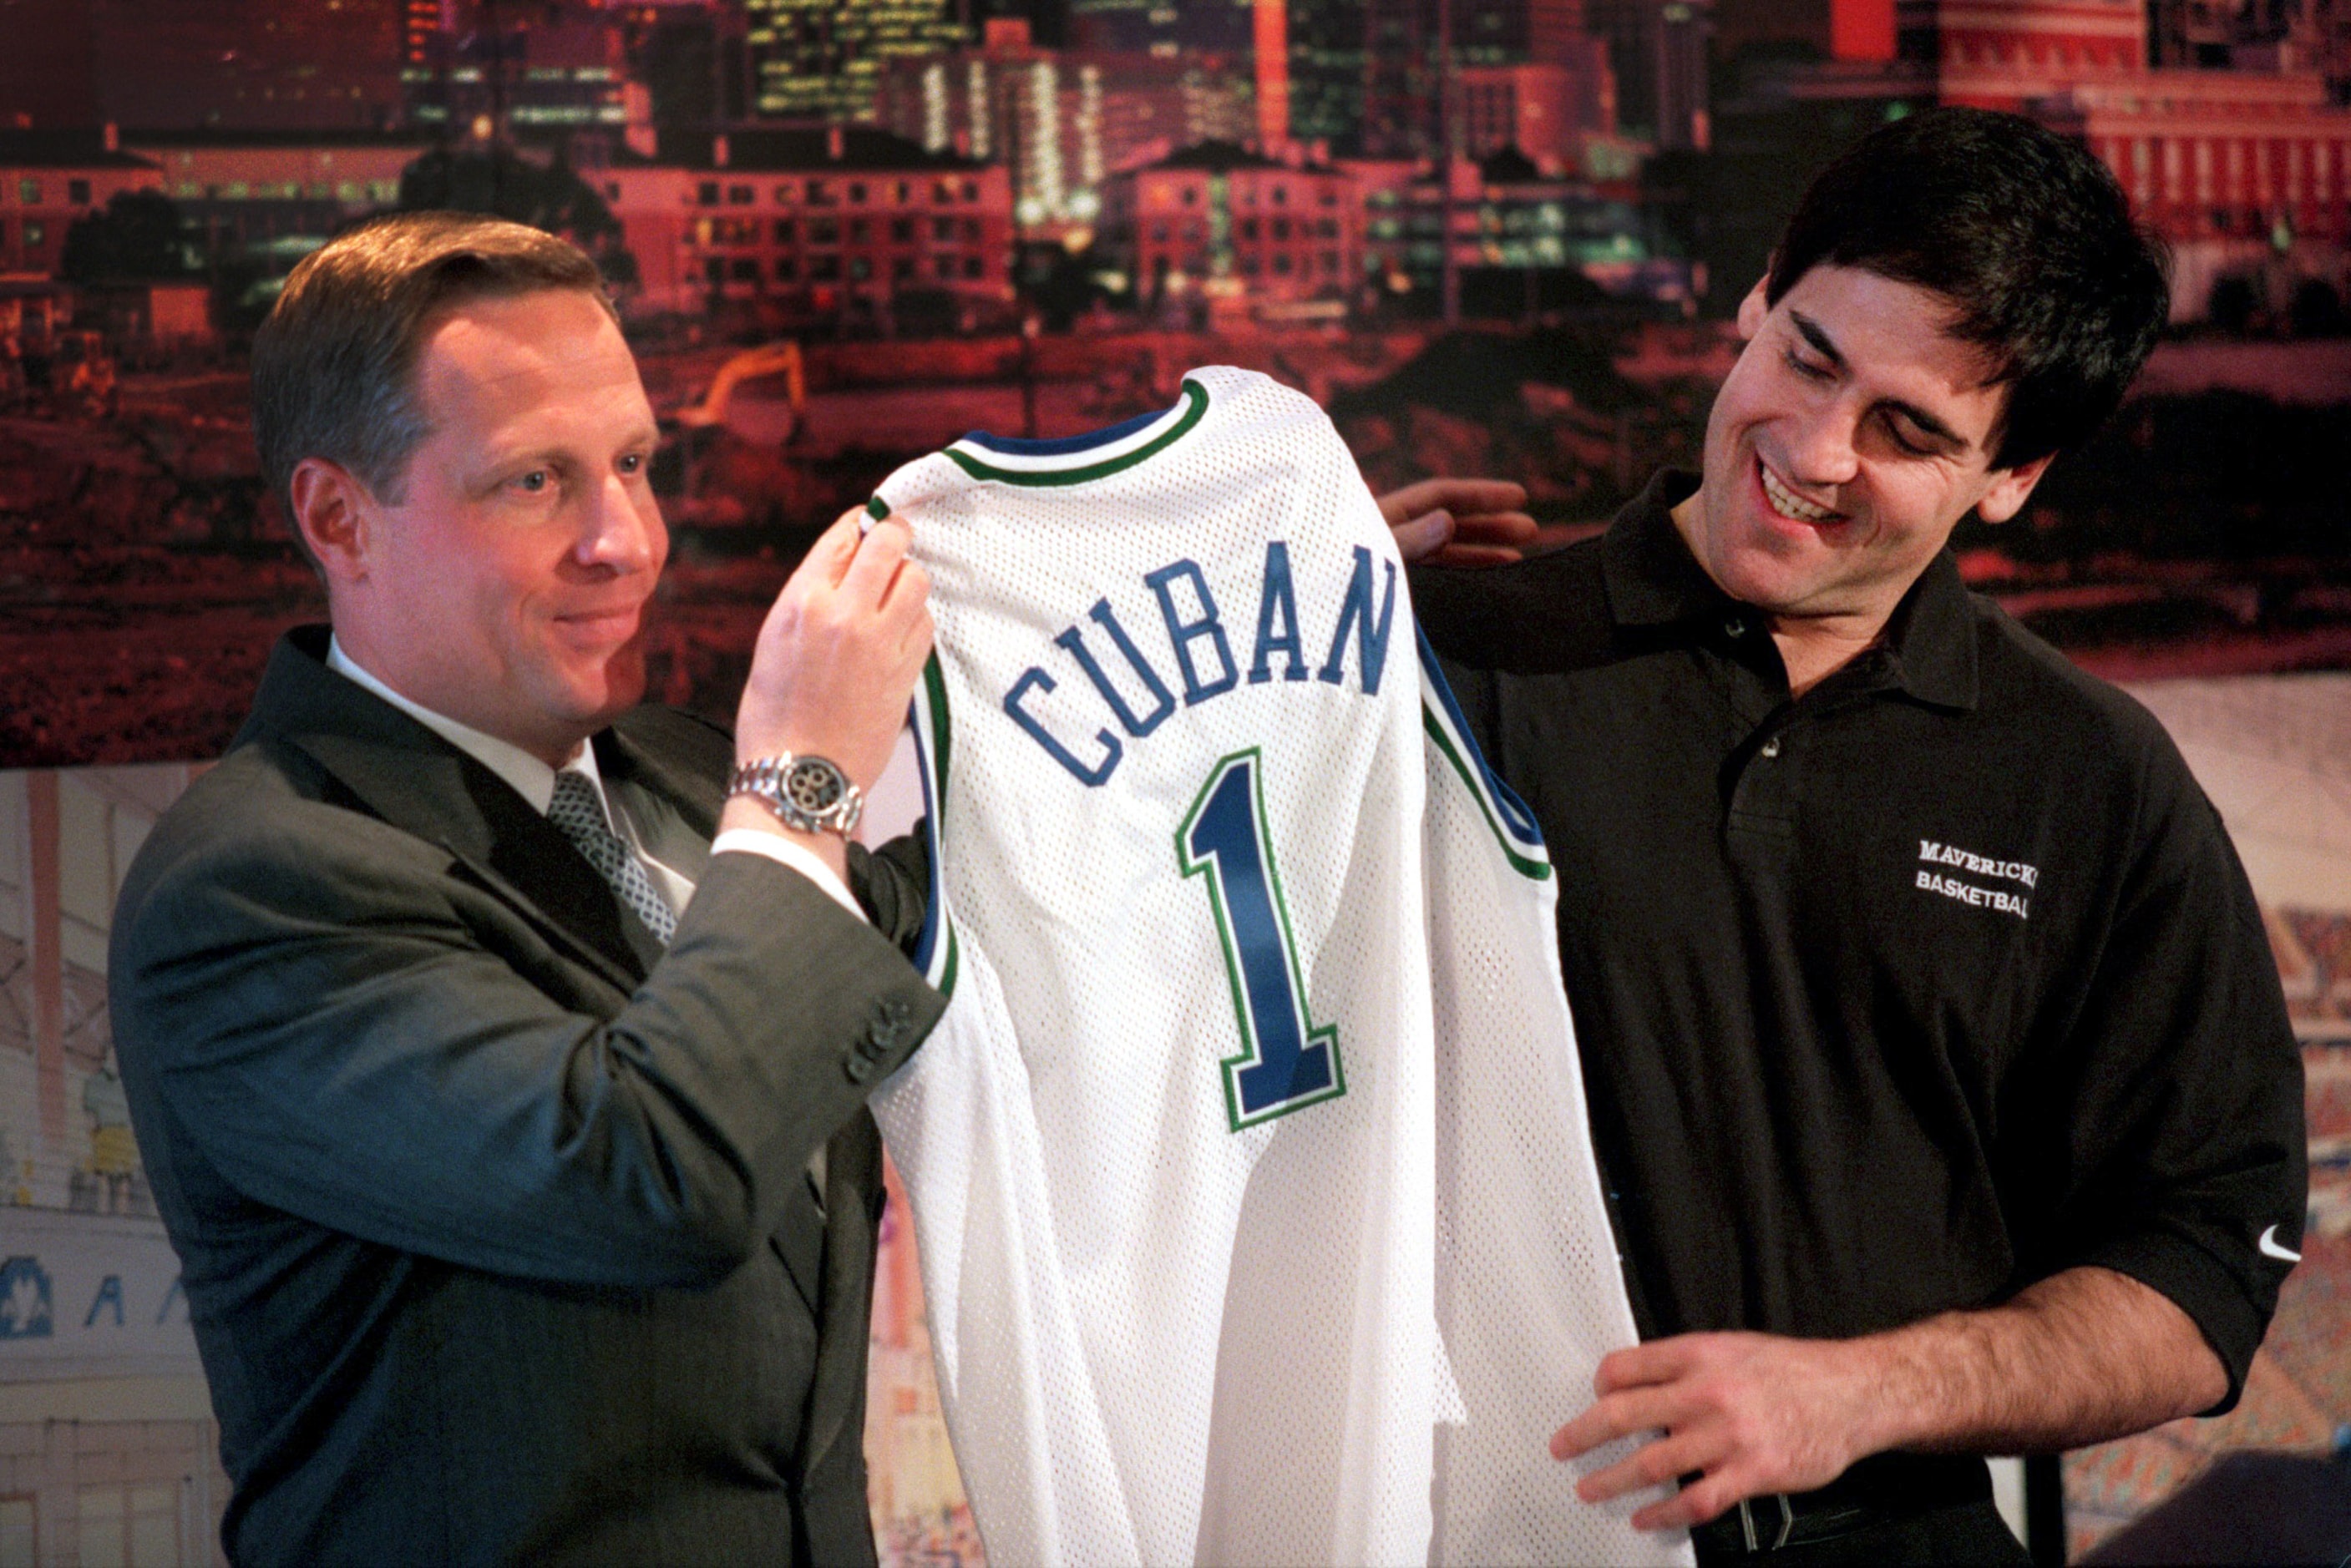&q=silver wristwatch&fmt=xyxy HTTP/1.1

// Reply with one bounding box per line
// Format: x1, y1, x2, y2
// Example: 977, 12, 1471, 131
727, 754, 864, 837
